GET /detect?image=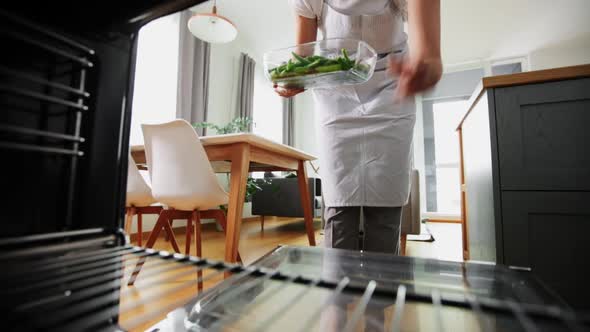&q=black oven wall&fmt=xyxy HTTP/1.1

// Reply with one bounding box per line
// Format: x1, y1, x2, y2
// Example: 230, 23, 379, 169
0, 12, 137, 236
0, 0, 205, 237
